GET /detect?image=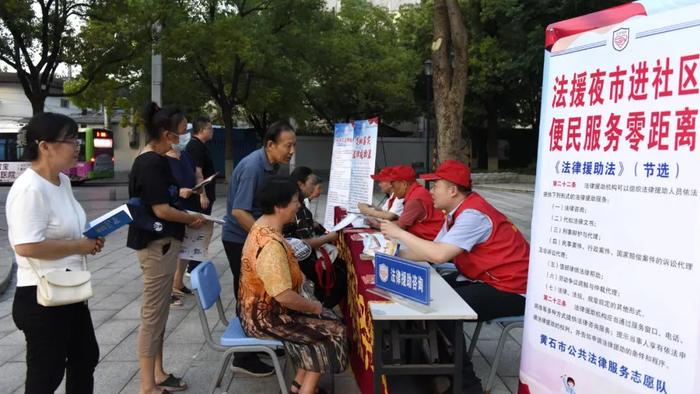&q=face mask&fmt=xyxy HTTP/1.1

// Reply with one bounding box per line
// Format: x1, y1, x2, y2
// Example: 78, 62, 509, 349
171, 132, 191, 152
